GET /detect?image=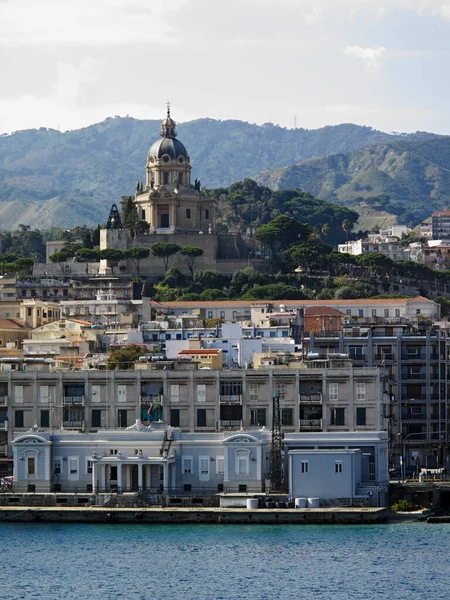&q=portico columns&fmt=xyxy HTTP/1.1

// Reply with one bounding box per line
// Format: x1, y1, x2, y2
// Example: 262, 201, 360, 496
163, 462, 169, 491
92, 461, 97, 494
171, 463, 176, 491
138, 462, 143, 491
